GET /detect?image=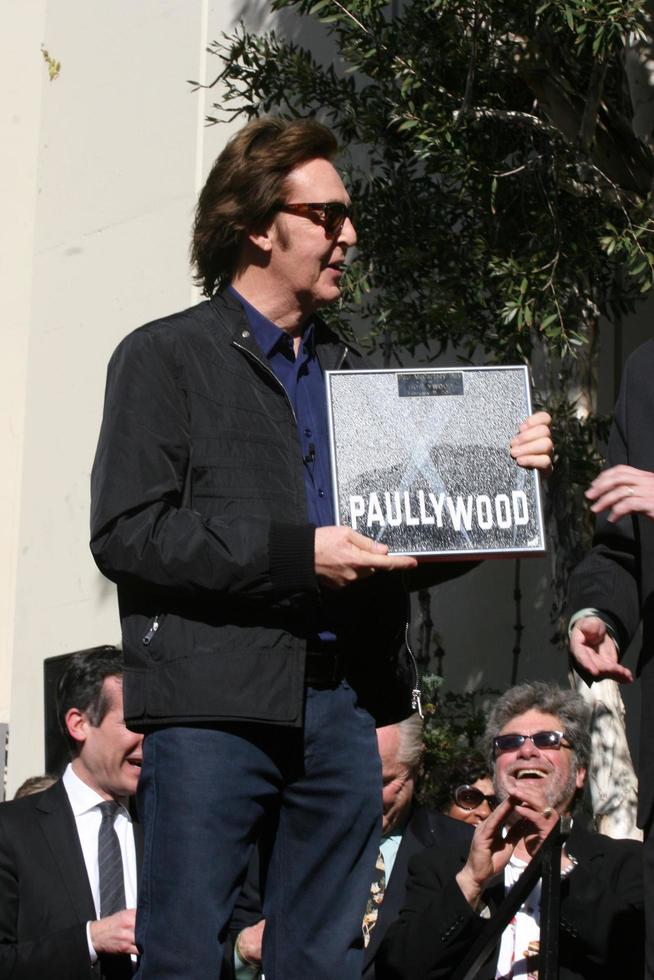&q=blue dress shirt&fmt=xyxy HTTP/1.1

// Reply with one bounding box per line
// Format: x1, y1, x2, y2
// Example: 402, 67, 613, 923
229, 287, 335, 530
